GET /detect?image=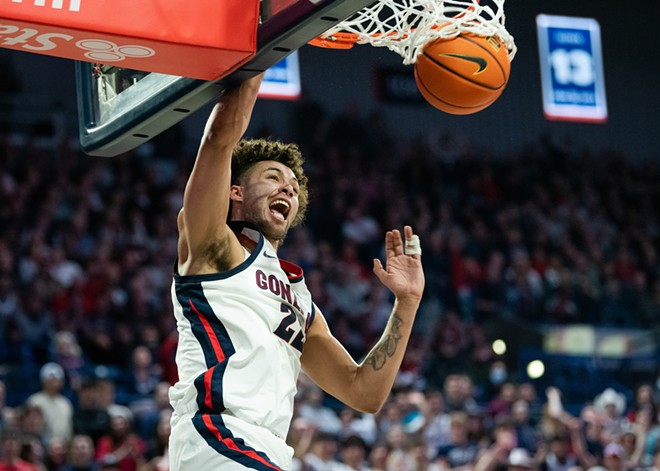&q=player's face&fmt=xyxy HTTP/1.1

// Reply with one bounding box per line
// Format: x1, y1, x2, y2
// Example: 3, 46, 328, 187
234, 160, 300, 244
